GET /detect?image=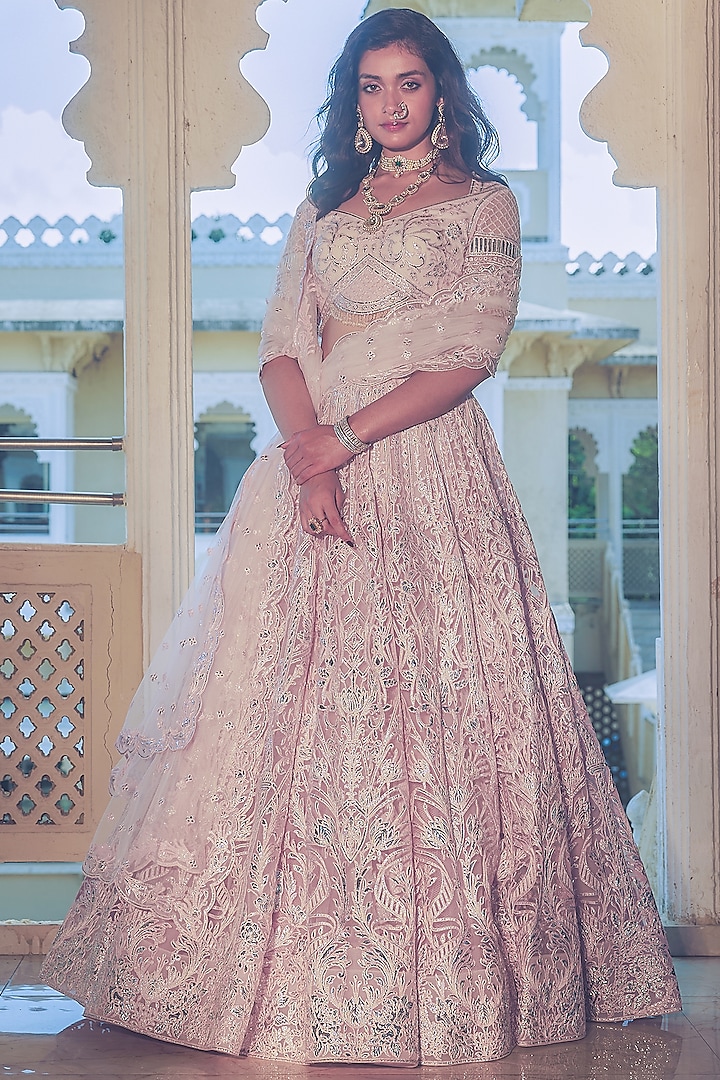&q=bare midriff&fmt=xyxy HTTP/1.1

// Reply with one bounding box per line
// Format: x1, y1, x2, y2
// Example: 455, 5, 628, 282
320, 313, 389, 361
